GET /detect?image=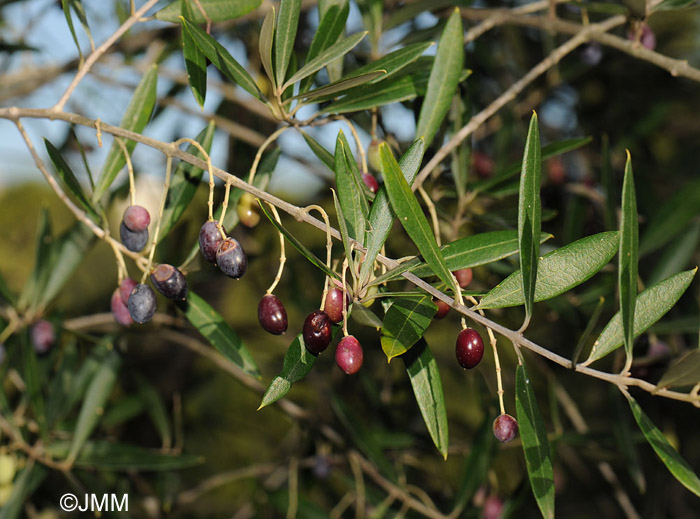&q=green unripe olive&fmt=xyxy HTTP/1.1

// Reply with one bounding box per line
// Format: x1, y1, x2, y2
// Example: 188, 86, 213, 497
368, 139, 383, 172
0, 455, 16, 486
237, 193, 261, 228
